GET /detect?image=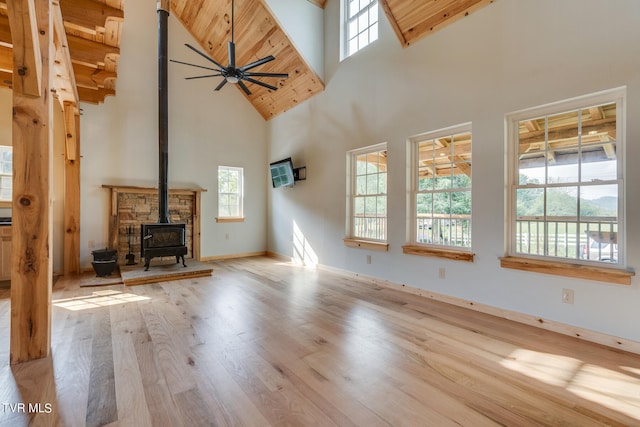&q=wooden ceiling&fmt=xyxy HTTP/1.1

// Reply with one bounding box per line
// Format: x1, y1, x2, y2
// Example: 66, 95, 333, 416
0, 0, 495, 116
380, 0, 495, 47
0, 0, 124, 105
518, 102, 617, 169
170, 0, 325, 120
